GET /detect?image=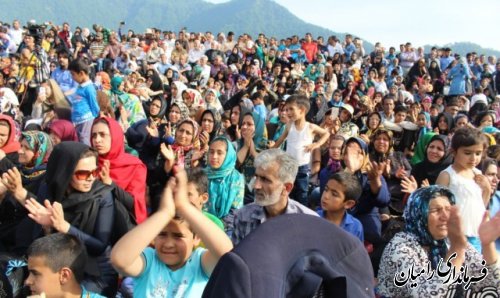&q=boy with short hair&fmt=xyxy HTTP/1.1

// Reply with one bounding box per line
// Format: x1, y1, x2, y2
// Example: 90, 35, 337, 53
111, 169, 233, 297
68, 58, 100, 145
271, 94, 330, 205
319, 172, 364, 242
187, 168, 224, 231
25, 233, 104, 297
